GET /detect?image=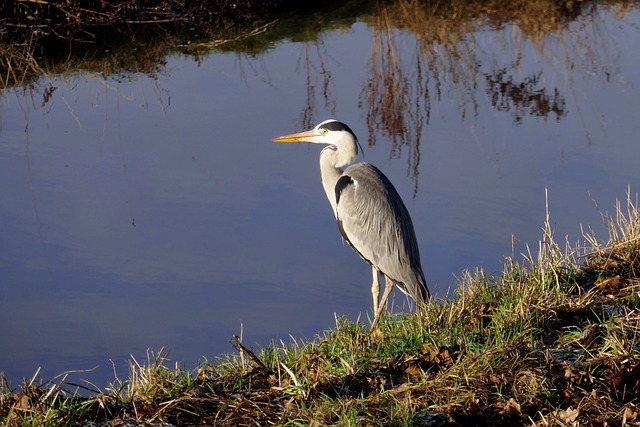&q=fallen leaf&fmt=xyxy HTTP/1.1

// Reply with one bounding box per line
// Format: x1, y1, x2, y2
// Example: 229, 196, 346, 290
596, 275, 621, 293
556, 407, 579, 423
467, 396, 480, 414
488, 373, 504, 384
403, 361, 422, 376
13, 393, 31, 411
499, 398, 522, 417
563, 361, 578, 379
577, 324, 601, 347
623, 404, 638, 424
436, 348, 455, 367
388, 382, 412, 395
